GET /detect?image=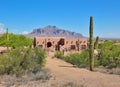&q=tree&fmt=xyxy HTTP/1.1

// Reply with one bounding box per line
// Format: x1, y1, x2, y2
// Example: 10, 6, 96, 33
89, 16, 94, 71
0, 33, 33, 48
94, 36, 99, 49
